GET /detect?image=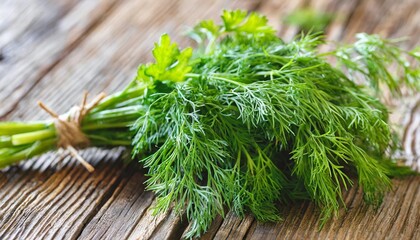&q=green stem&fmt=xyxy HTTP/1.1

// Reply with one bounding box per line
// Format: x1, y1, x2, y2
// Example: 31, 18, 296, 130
0, 122, 49, 136
82, 122, 133, 131
89, 136, 132, 146
91, 86, 146, 113
85, 106, 144, 122
186, 73, 246, 87
0, 138, 56, 169
0, 136, 12, 148
12, 129, 56, 146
